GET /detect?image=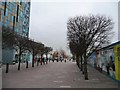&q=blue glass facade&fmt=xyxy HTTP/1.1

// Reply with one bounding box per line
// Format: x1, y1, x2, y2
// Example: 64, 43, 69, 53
0, 1, 31, 37
1, 1, 31, 64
